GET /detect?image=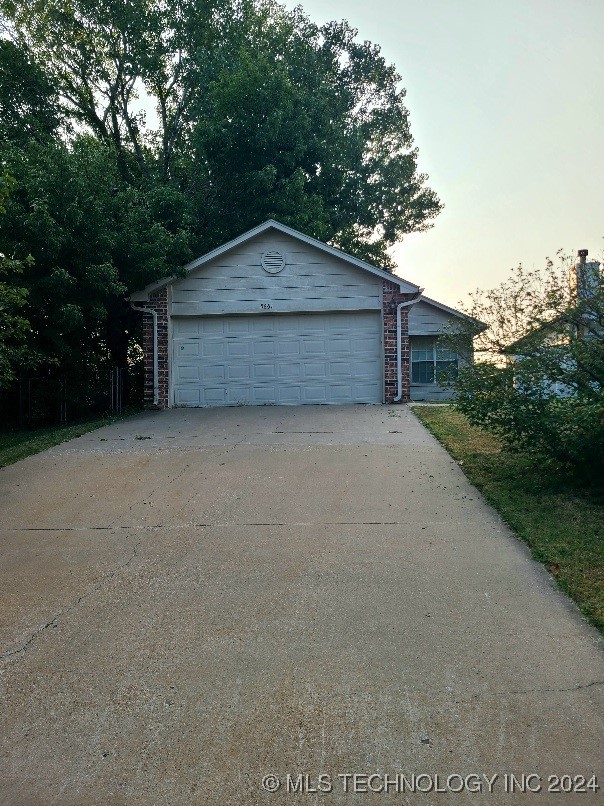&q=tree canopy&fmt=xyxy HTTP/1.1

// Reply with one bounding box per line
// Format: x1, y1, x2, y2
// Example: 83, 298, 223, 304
0, 0, 442, 405
1, 0, 441, 259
